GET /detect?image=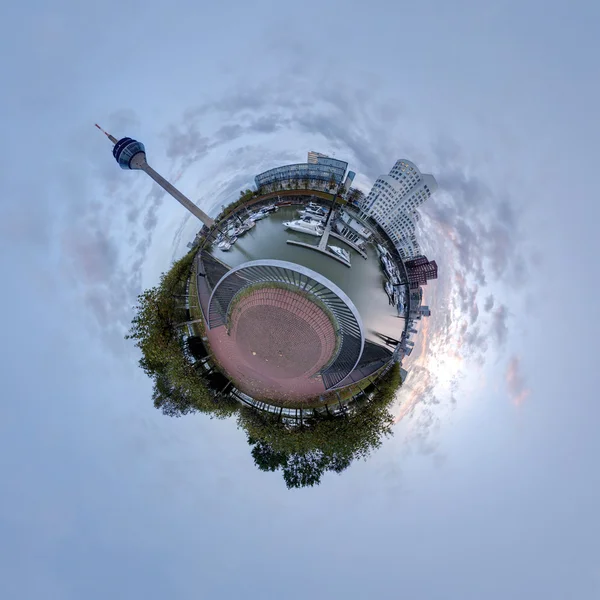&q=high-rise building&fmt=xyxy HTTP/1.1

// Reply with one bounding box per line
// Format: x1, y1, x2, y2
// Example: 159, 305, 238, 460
342, 170, 356, 192
360, 159, 437, 256
405, 256, 438, 288
409, 304, 430, 319
95, 124, 214, 228
405, 256, 430, 267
